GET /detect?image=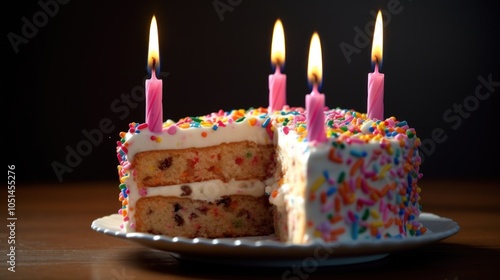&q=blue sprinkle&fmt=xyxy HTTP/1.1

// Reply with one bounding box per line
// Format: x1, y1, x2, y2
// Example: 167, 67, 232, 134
327, 187, 336, 196
407, 174, 412, 186
369, 127, 375, 132
399, 209, 405, 216
350, 150, 368, 157
212, 125, 218, 131
122, 188, 128, 198
262, 117, 271, 128
409, 214, 415, 221
396, 121, 407, 127
322, 170, 329, 180
352, 223, 358, 240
